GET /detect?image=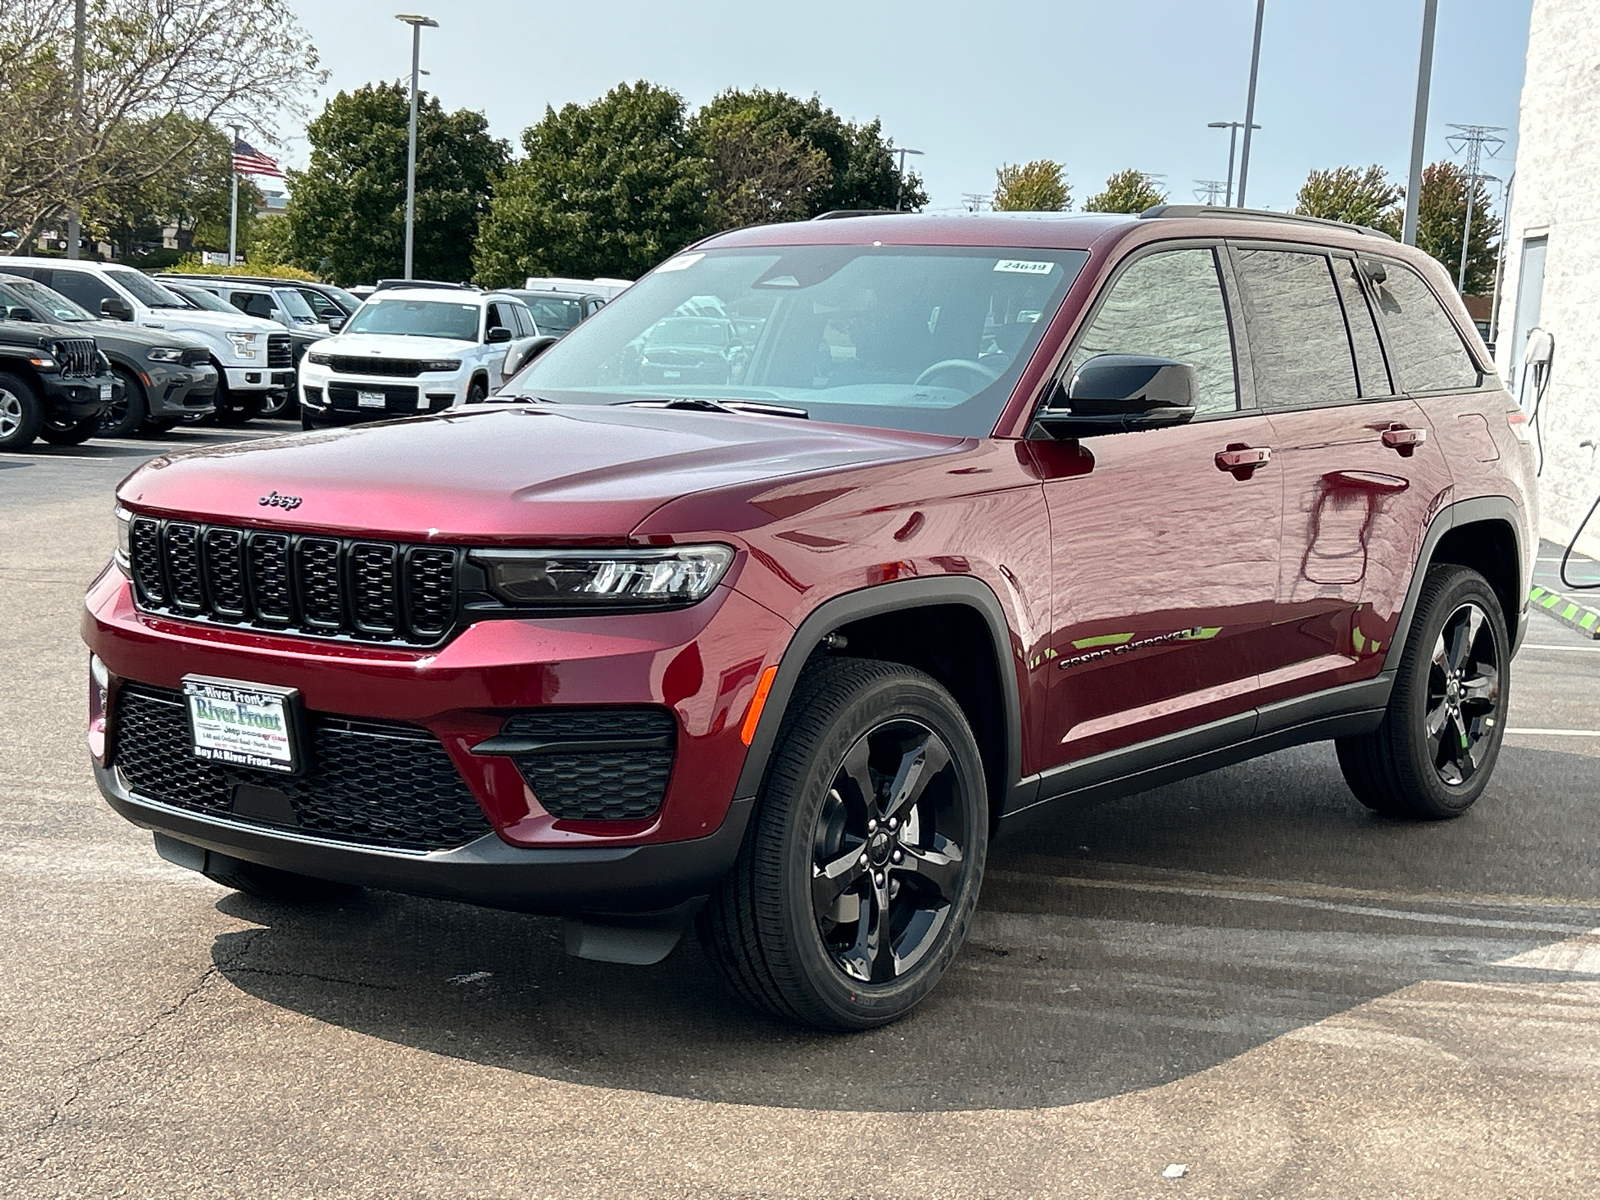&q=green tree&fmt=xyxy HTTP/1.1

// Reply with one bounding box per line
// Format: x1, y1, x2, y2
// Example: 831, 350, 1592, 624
697, 109, 831, 229
1416, 160, 1500, 295
691, 88, 927, 218
473, 82, 709, 286
1293, 164, 1403, 235
247, 212, 294, 270
992, 160, 1070, 212
1082, 169, 1168, 214
1, 0, 322, 254
286, 82, 508, 285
